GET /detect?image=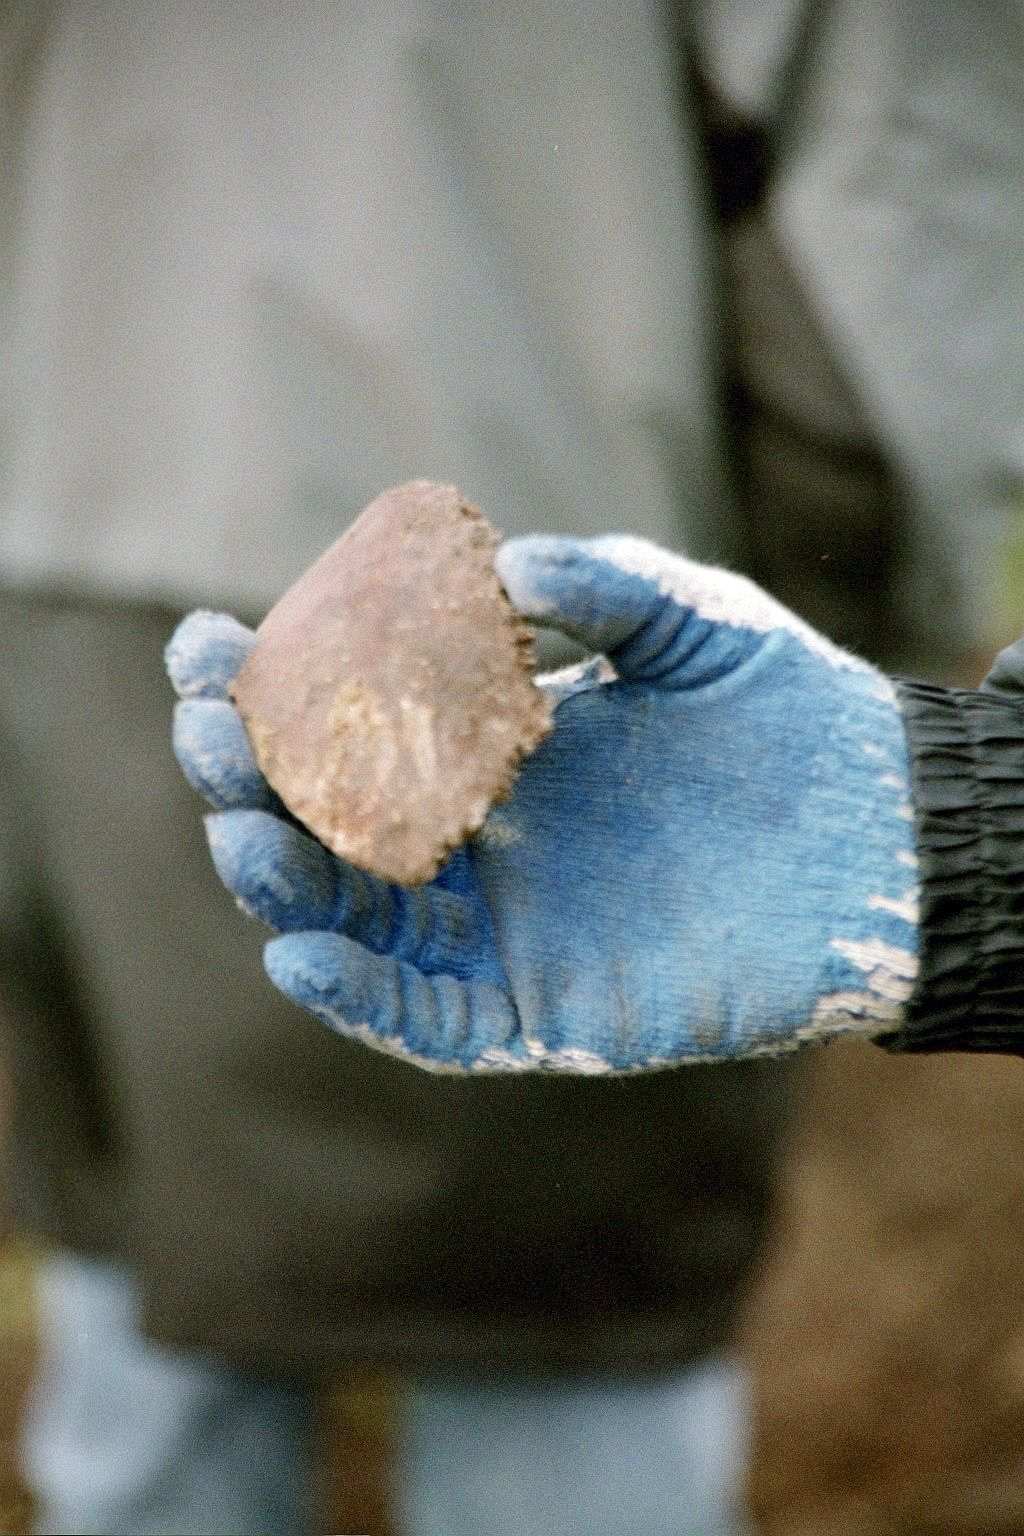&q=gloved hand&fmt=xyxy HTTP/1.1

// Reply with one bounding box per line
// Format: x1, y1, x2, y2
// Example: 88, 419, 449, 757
167, 535, 919, 1071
